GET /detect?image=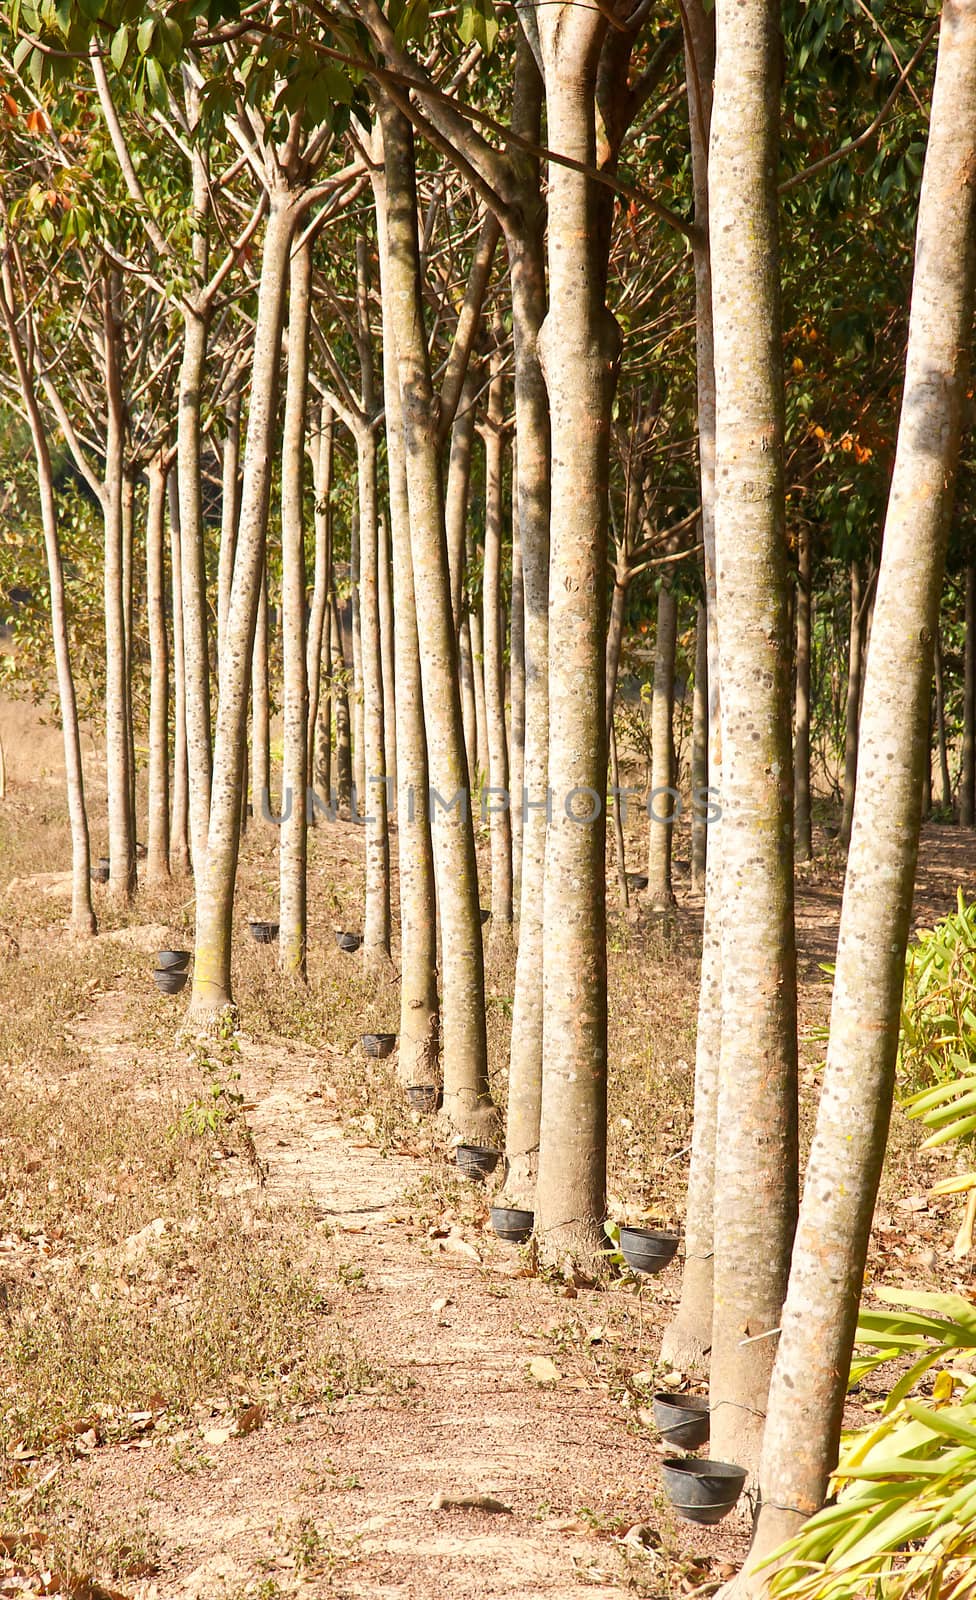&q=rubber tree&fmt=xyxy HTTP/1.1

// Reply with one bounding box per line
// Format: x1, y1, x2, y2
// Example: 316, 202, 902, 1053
0, 242, 96, 936
794, 523, 813, 860
707, 0, 799, 1477
353, 234, 392, 966
372, 126, 441, 1091
961, 563, 976, 823
660, 0, 720, 1375
839, 560, 865, 848
145, 450, 171, 886
377, 98, 496, 1137
531, 3, 623, 1270
738, 3, 976, 1581
307, 398, 334, 809
647, 580, 678, 908
278, 235, 313, 978
190, 132, 359, 1018
480, 329, 514, 936
167, 469, 191, 875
